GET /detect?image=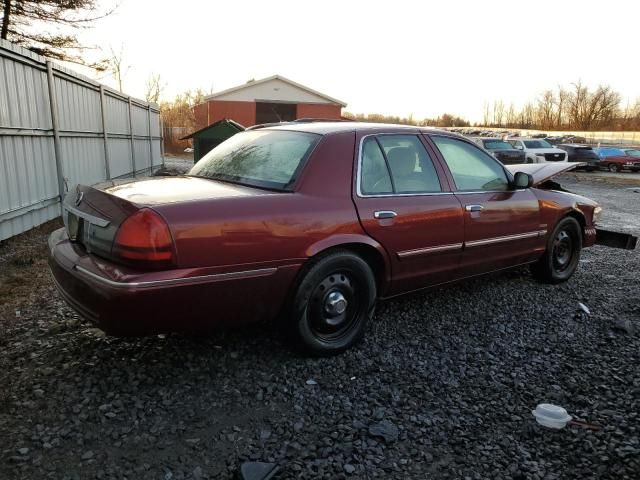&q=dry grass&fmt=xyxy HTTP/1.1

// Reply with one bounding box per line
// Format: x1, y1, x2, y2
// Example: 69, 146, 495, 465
0, 219, 63, 331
